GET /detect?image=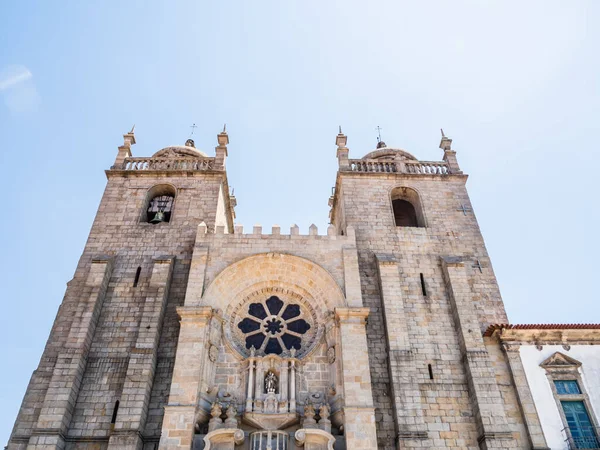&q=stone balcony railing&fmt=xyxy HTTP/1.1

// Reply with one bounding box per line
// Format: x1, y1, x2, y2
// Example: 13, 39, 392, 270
346, 159, 450, 175
110, 157, 217, 172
